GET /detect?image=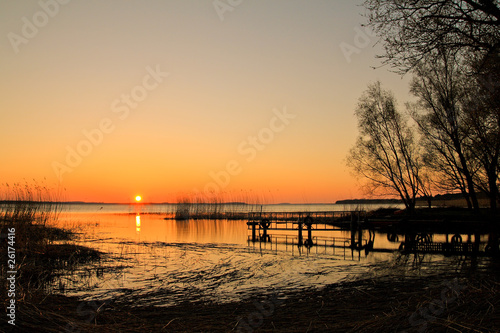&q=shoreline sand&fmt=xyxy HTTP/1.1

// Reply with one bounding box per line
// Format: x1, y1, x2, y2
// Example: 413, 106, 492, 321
4, 259, 498, 333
